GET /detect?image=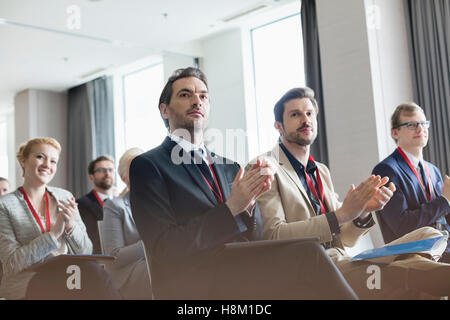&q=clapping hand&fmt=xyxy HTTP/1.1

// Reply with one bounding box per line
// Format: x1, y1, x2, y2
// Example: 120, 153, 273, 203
441, 175, 450, 201
57, 197, 78, 233
335, 175, 381, 225
226, 159, 275, 215
363, 178, 396, 214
